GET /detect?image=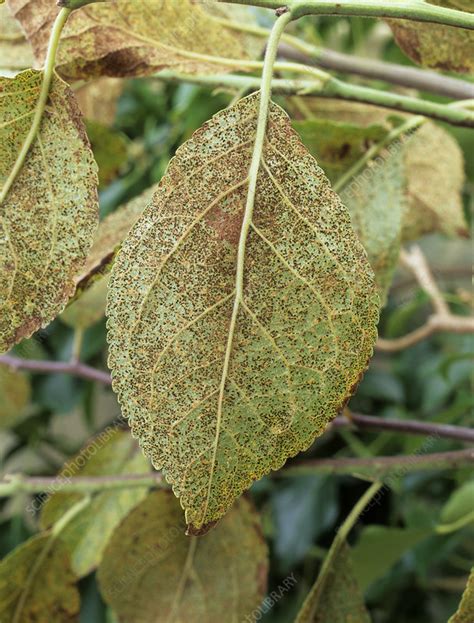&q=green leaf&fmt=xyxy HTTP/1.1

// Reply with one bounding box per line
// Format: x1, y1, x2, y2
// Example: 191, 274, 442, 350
388, 1, 474, 73
97, 490, 268, 623
39, 430, 150, 578
0, 69, 98, 353
7, 0, 257, 80
0, 3, 34, 76
293, 117, 388, 184
295, 542, 370, 623
340, 149, 405, 303
351, 525, 429, 591
0, 363, 30, 428
107, 92, 379, 533
0, 533, 80, 622
449, 568, 474, 623
437, 481, 474, 534
60, 274, 109, 329
85, 120, 128, 189
402, 122, 467, 240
